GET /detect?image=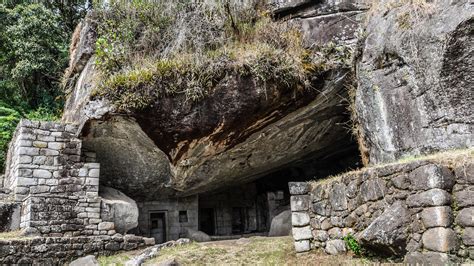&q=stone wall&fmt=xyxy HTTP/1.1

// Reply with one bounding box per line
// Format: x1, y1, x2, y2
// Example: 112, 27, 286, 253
0, 120, 113, 237
289, 152, 474, 263
0, 234, 152, 265
137, 196, 199, 241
